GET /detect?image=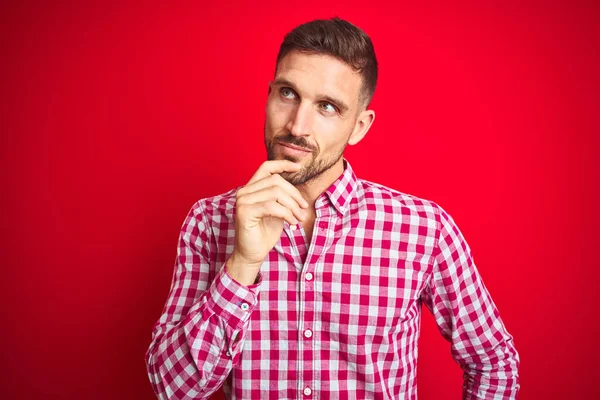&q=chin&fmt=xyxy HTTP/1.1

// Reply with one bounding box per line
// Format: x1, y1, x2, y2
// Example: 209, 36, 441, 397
282, 154, 305, 163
